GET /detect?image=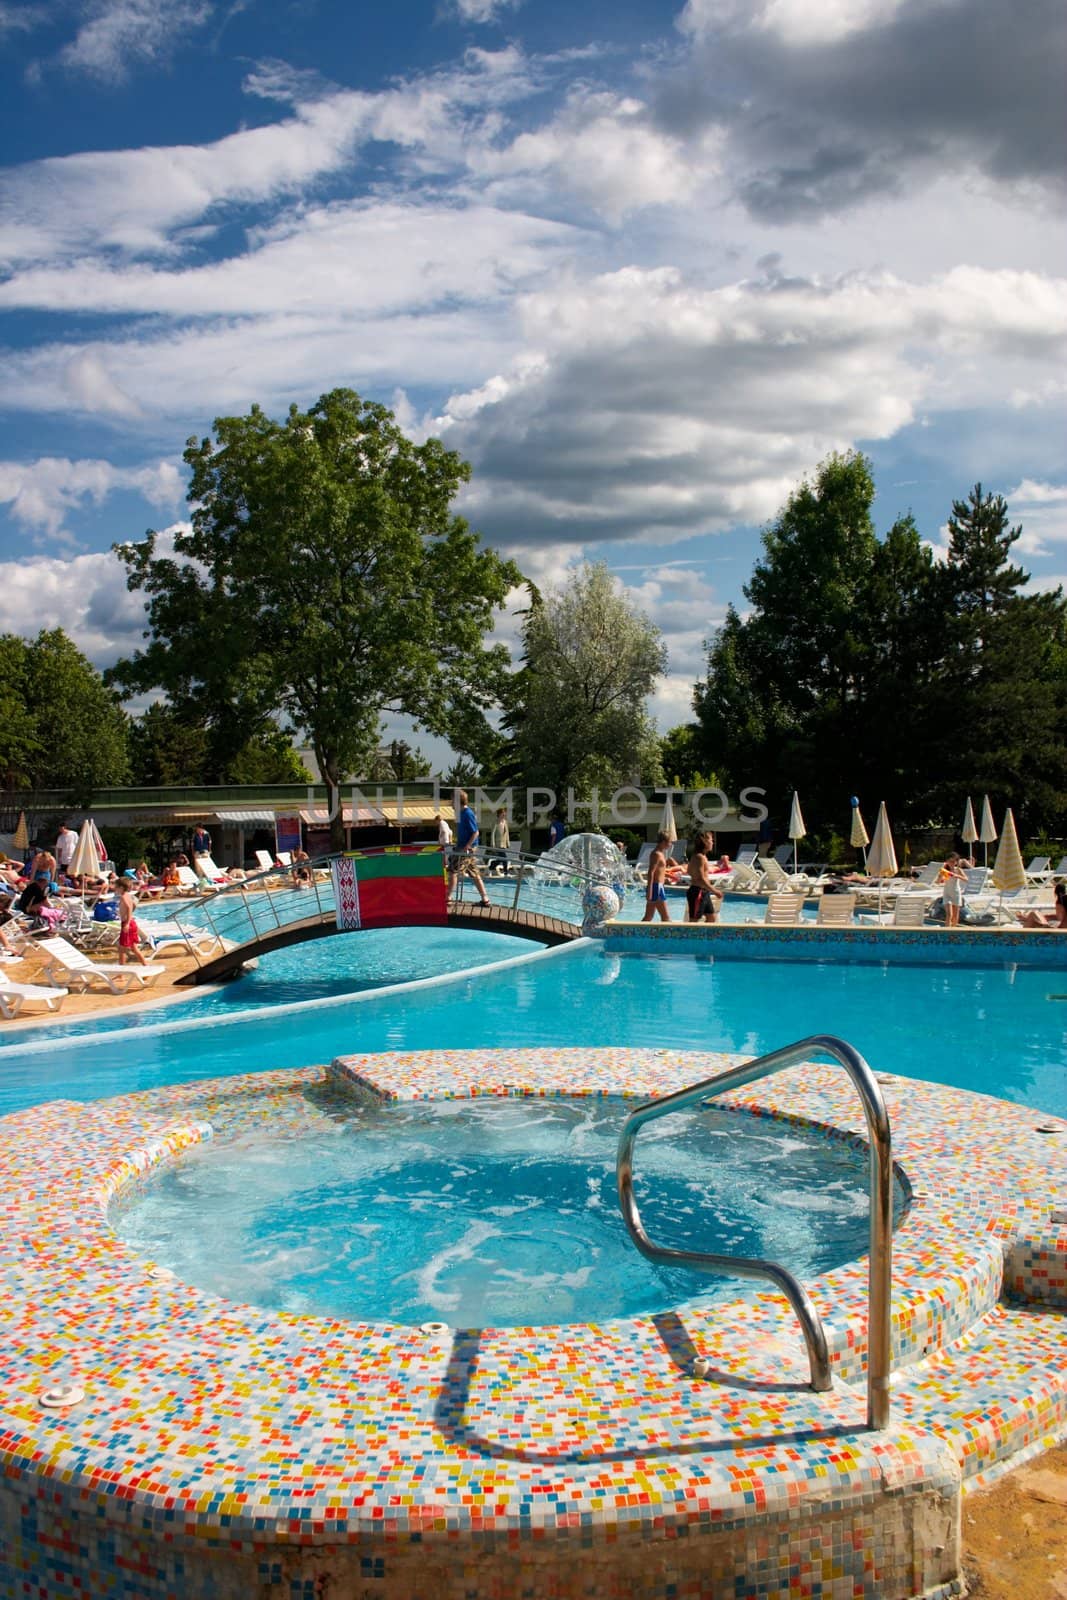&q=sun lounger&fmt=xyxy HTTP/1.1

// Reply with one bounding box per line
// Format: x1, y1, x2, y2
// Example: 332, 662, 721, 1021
735, 845, 760, 868
1024, 856, 1052, 884
727, 861, 764, 892
759, 856, 810, 892
962, 866, 991, 896
815, 892, 855, 926
891, 896, 928, 927
194, 854, 232, 884
913, 862, 943, 887
0, 981, 69, 1019
34, 937, 166, 995
763, 892, 805, 926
